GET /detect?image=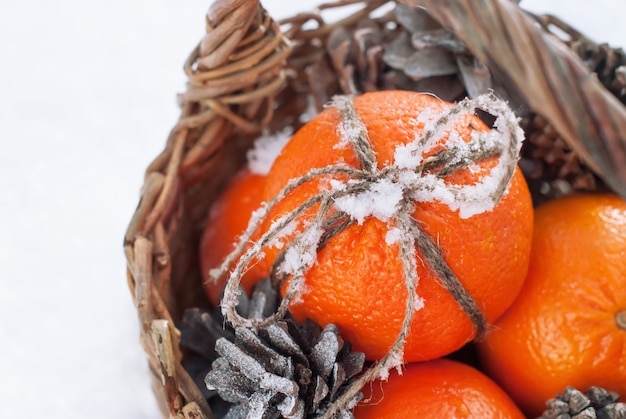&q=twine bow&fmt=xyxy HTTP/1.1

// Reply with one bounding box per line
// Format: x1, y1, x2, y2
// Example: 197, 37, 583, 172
209, 91, 523, 418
